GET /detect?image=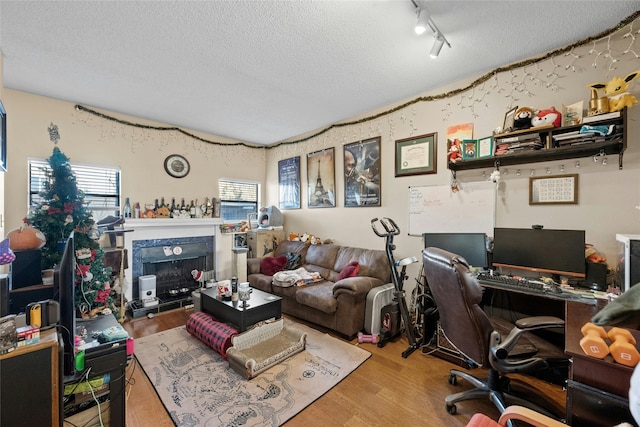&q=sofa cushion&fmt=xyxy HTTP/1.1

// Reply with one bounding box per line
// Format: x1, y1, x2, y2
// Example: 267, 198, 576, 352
334, 246, 390, 283
295, 282, 337, 314
337, 261, 359, 281
260, 255, 287, 276
305, 244, 341, 279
